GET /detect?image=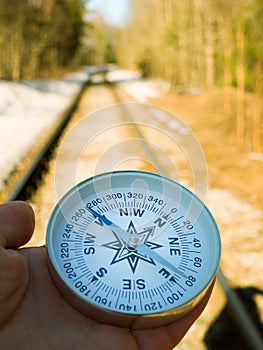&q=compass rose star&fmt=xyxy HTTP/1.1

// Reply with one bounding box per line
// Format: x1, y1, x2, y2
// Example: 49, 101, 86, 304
102, 221, 163, 273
